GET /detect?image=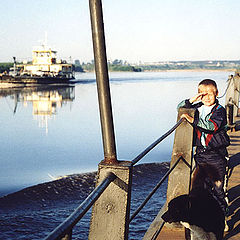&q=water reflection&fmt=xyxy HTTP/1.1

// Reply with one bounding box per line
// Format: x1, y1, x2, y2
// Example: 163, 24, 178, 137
0, 85, 75, 134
